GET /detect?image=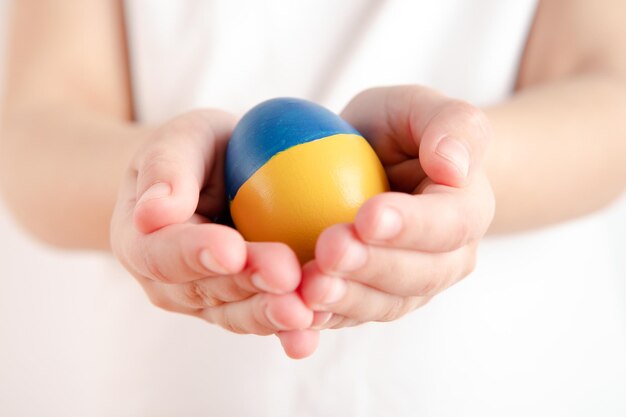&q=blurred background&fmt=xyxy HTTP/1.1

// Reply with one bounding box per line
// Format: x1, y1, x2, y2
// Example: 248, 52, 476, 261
0, 0, 625, 415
